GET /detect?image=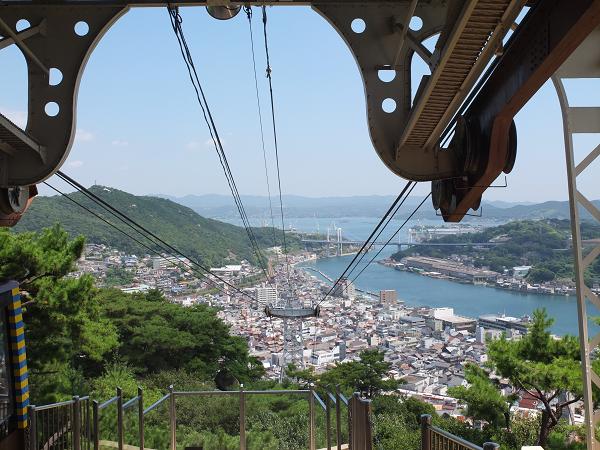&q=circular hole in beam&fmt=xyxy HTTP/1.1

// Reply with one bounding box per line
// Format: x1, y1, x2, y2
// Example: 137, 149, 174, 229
410, 16, 423, 31
351, 18, 366, 34
382, 98, 397, 114
49, 68, 63, 86
15, 19, 30, 32
378, 70, 396, 83
74, 21, 89, 36
45, 102, 60, 117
